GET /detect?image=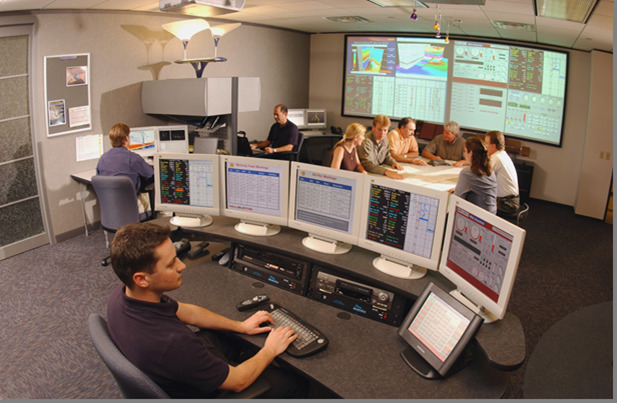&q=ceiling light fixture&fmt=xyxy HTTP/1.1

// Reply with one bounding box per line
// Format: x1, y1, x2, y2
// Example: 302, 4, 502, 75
535, 0, 597, 23
410, 9, 418, 20
209, 23, 241, 59
162, 18, 210, 60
